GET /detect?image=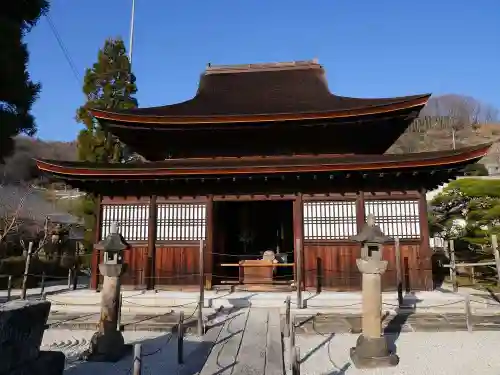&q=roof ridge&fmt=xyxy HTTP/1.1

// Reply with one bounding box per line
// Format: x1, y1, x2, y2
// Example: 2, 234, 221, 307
205, 59, 321, 75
